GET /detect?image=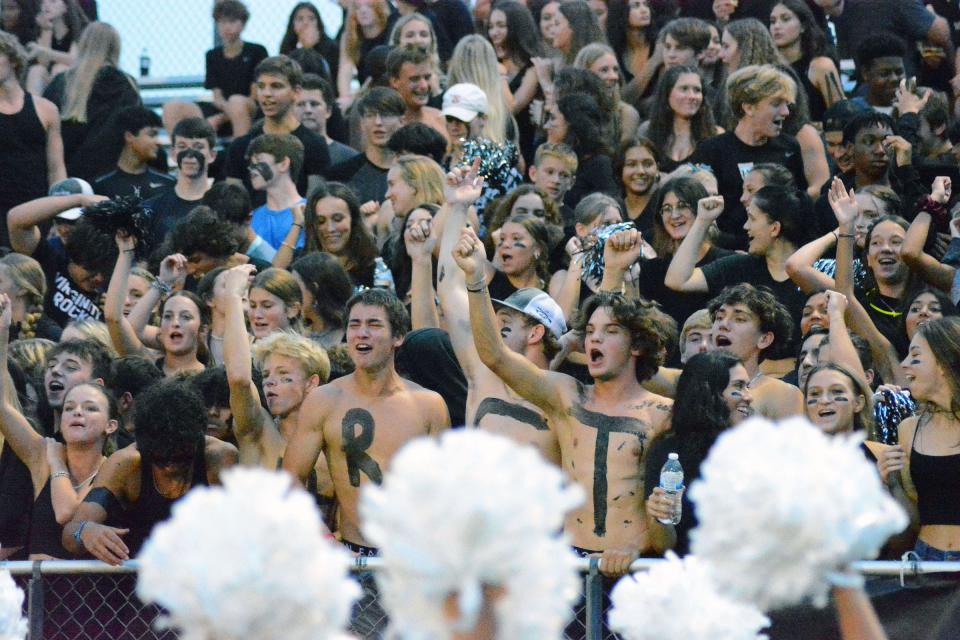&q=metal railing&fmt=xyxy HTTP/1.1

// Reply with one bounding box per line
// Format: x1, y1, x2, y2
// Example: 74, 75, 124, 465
4, 558, 960, 640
